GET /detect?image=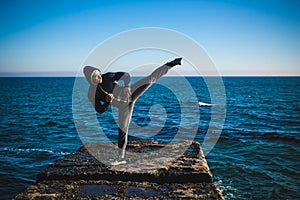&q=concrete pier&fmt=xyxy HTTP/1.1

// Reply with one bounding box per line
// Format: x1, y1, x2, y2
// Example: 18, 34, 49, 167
14, 141, 224, 199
